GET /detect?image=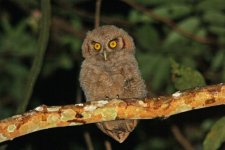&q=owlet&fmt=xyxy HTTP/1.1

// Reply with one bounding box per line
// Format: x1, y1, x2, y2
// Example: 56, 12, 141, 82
79, 25, 147, 143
